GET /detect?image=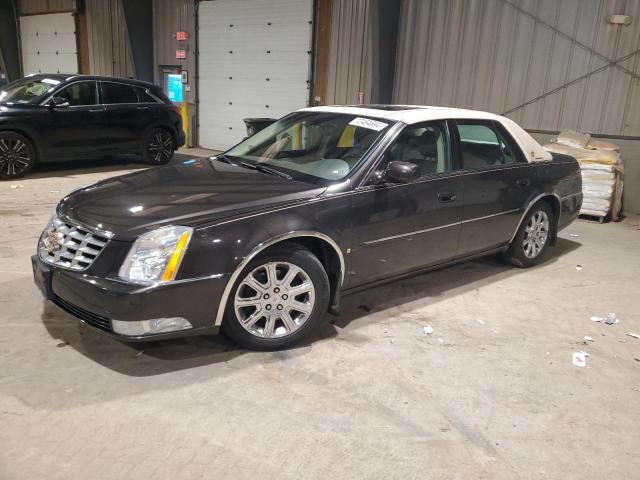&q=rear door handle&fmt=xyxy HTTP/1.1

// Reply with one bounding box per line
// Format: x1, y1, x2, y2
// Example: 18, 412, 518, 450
516, 178, 531, 187
89, 108, 104, 113
137, 106, 149, 110
438, 192, 456, 203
